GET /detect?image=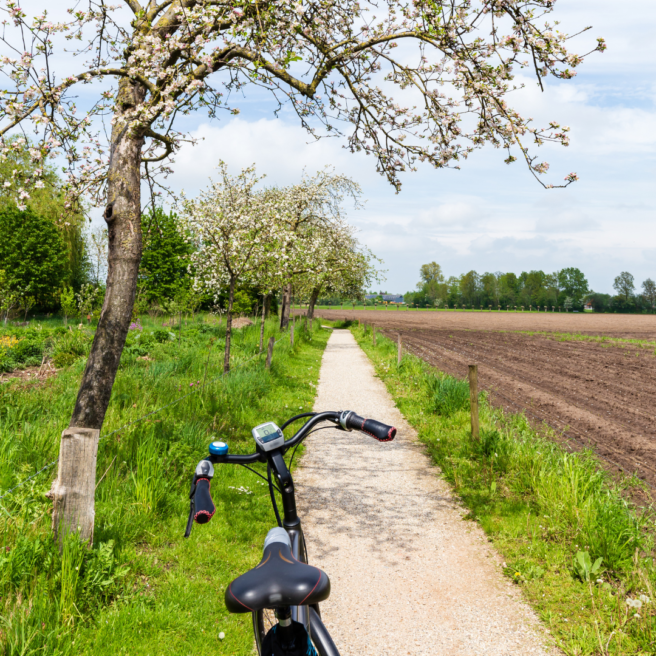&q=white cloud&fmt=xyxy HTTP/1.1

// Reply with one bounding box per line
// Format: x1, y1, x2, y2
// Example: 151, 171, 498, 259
170, 119, 379, 194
